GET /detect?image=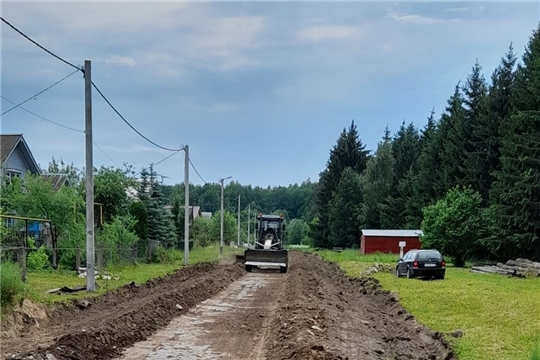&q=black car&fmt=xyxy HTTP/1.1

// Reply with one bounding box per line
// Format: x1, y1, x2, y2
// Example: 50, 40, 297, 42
396, 249, 446, 279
